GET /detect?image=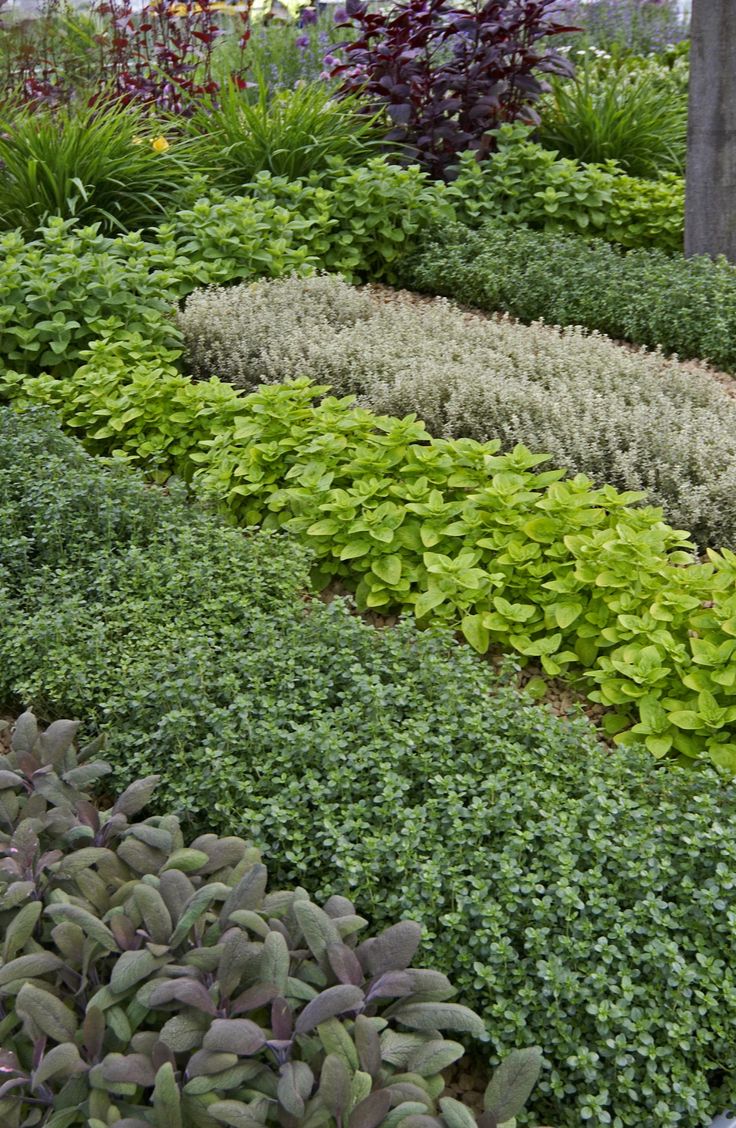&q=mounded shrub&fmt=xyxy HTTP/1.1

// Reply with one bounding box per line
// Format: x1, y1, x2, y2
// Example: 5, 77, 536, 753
179, 273, 736, 548
448, 125, 684, 253
398, 219, 736, 372
0, 208, 314, 381
0, 709, 542, 1128
1, 414, 736, 1128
